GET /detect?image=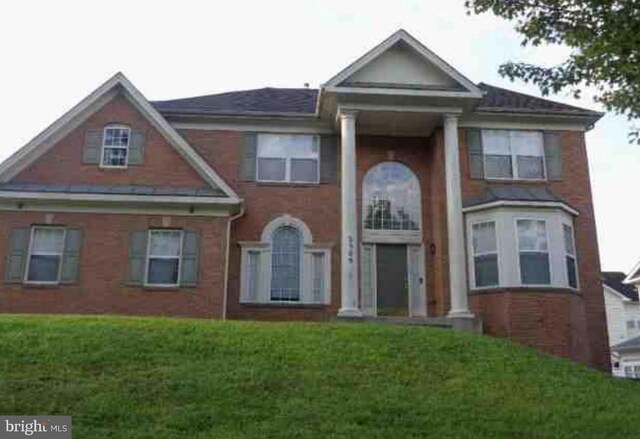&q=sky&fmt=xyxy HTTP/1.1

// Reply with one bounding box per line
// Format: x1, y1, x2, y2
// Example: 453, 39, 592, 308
1, 0, 639, 272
